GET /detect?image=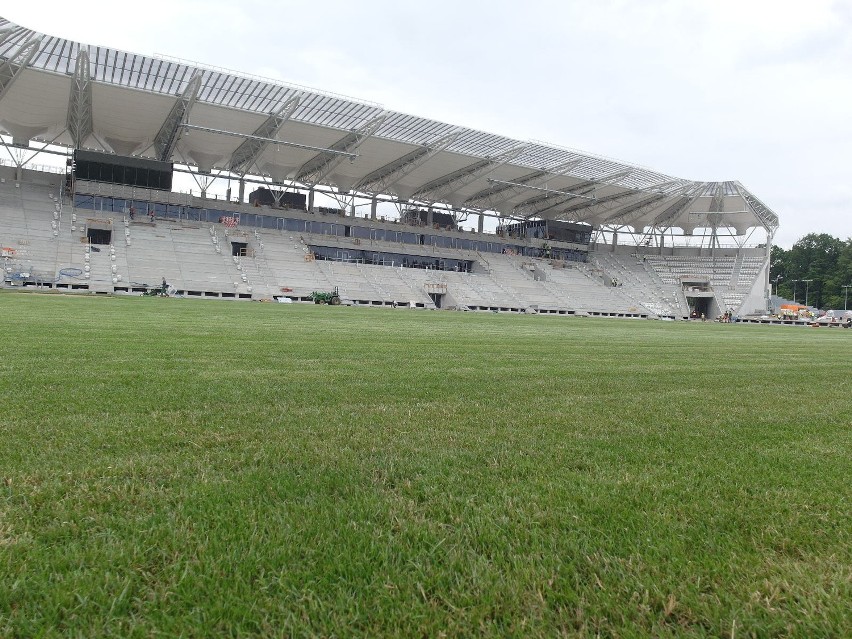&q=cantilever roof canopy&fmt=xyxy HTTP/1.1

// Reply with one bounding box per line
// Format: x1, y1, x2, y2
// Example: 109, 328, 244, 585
0, 16, 779, 235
